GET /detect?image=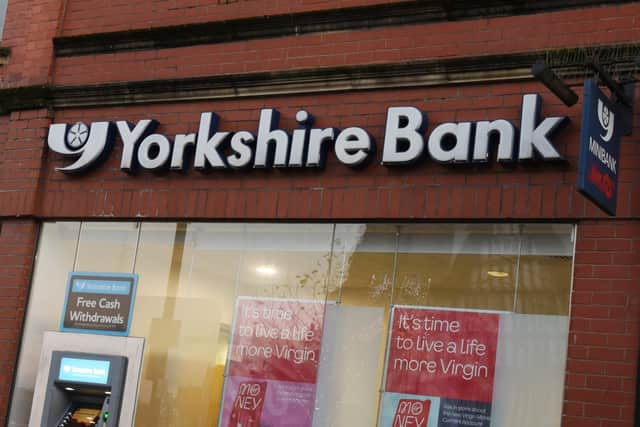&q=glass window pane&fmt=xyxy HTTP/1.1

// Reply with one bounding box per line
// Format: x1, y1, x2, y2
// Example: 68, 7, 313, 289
219, 223, 334, 427
380, 223, 573, 427
315, 224, 396, 427
128, 222, 181, 426
235, 223, 334, 300
329, 224, 397, 307
180, 224, 243, 425
491, 313, 569, 426
394, 224, 520, 311
75, 222, 139, 272
516, 224, 574, 315
131, 222, 244, 427
8, 221, 575, 427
